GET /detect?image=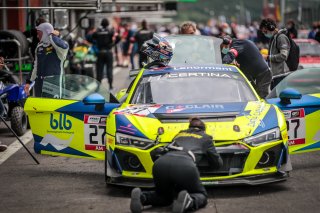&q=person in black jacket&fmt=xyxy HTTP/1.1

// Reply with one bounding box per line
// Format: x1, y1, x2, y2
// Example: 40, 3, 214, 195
130, 117, 223, 213
221, 35, 272, 98
129, 20, 154, 68
92, 18, 116, 89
